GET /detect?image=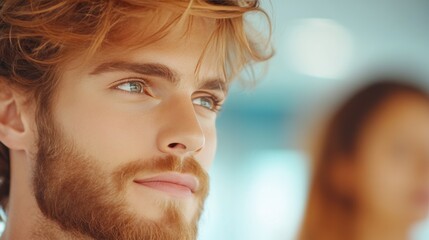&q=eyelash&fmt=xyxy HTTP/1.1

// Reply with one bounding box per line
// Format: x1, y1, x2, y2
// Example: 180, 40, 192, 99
204, 95, 223, 113
112, 79, 224, 113
112, 78, 151, 95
